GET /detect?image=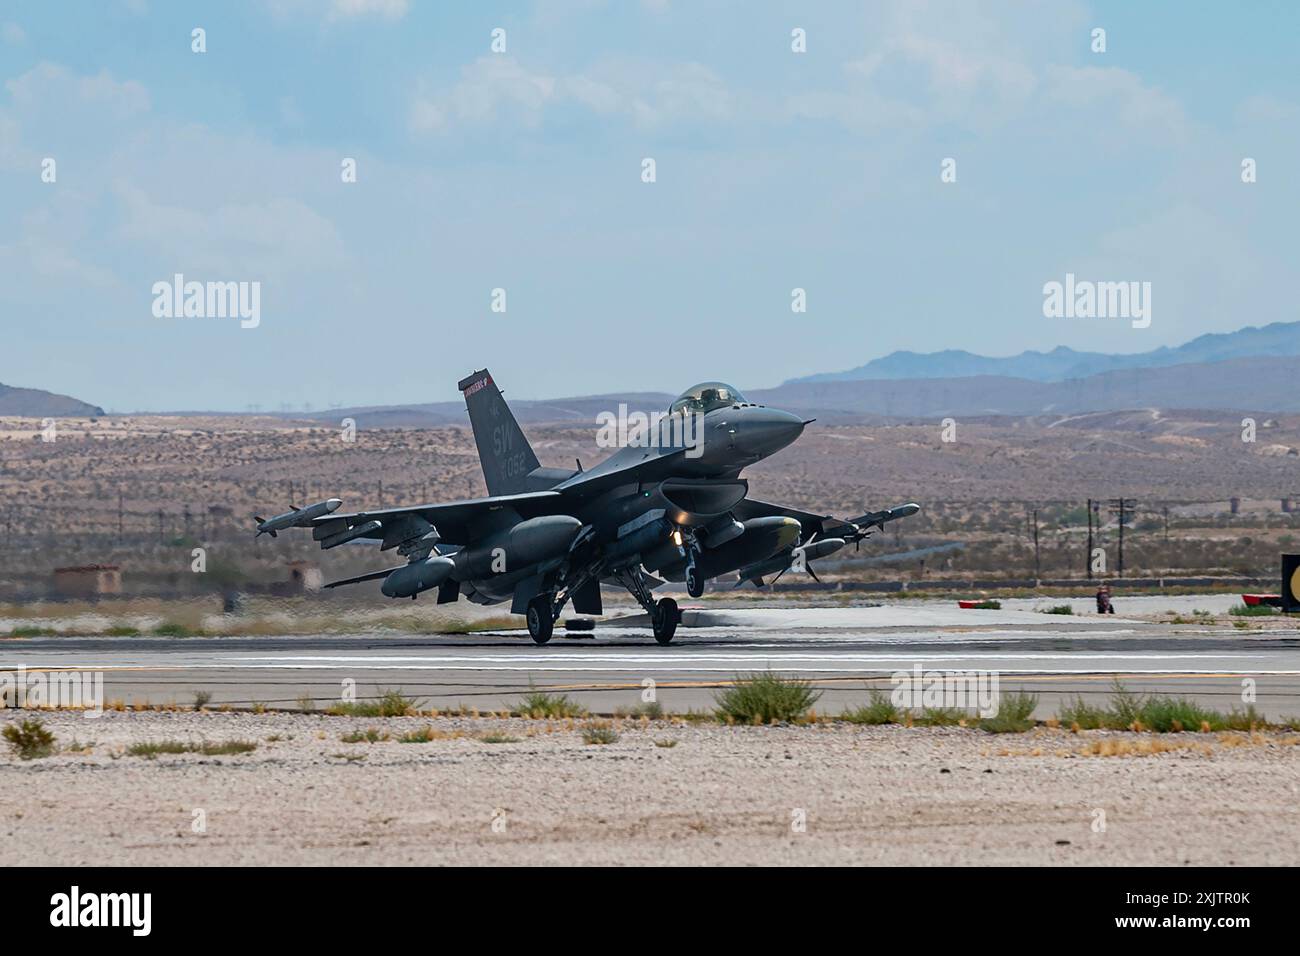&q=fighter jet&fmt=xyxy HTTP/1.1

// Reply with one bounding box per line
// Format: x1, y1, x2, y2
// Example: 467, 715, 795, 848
253, 370, 918, 644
